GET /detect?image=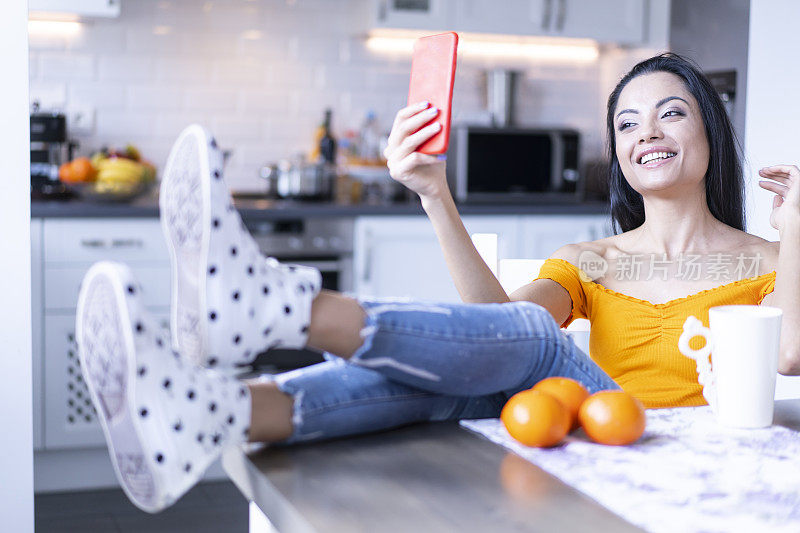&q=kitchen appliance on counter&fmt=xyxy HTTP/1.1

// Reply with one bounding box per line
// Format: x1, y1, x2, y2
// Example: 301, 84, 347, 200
246, 216, 353, 369
446, 126, 582, 203
260, 155, 335, 201
30, 112, 77, 199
